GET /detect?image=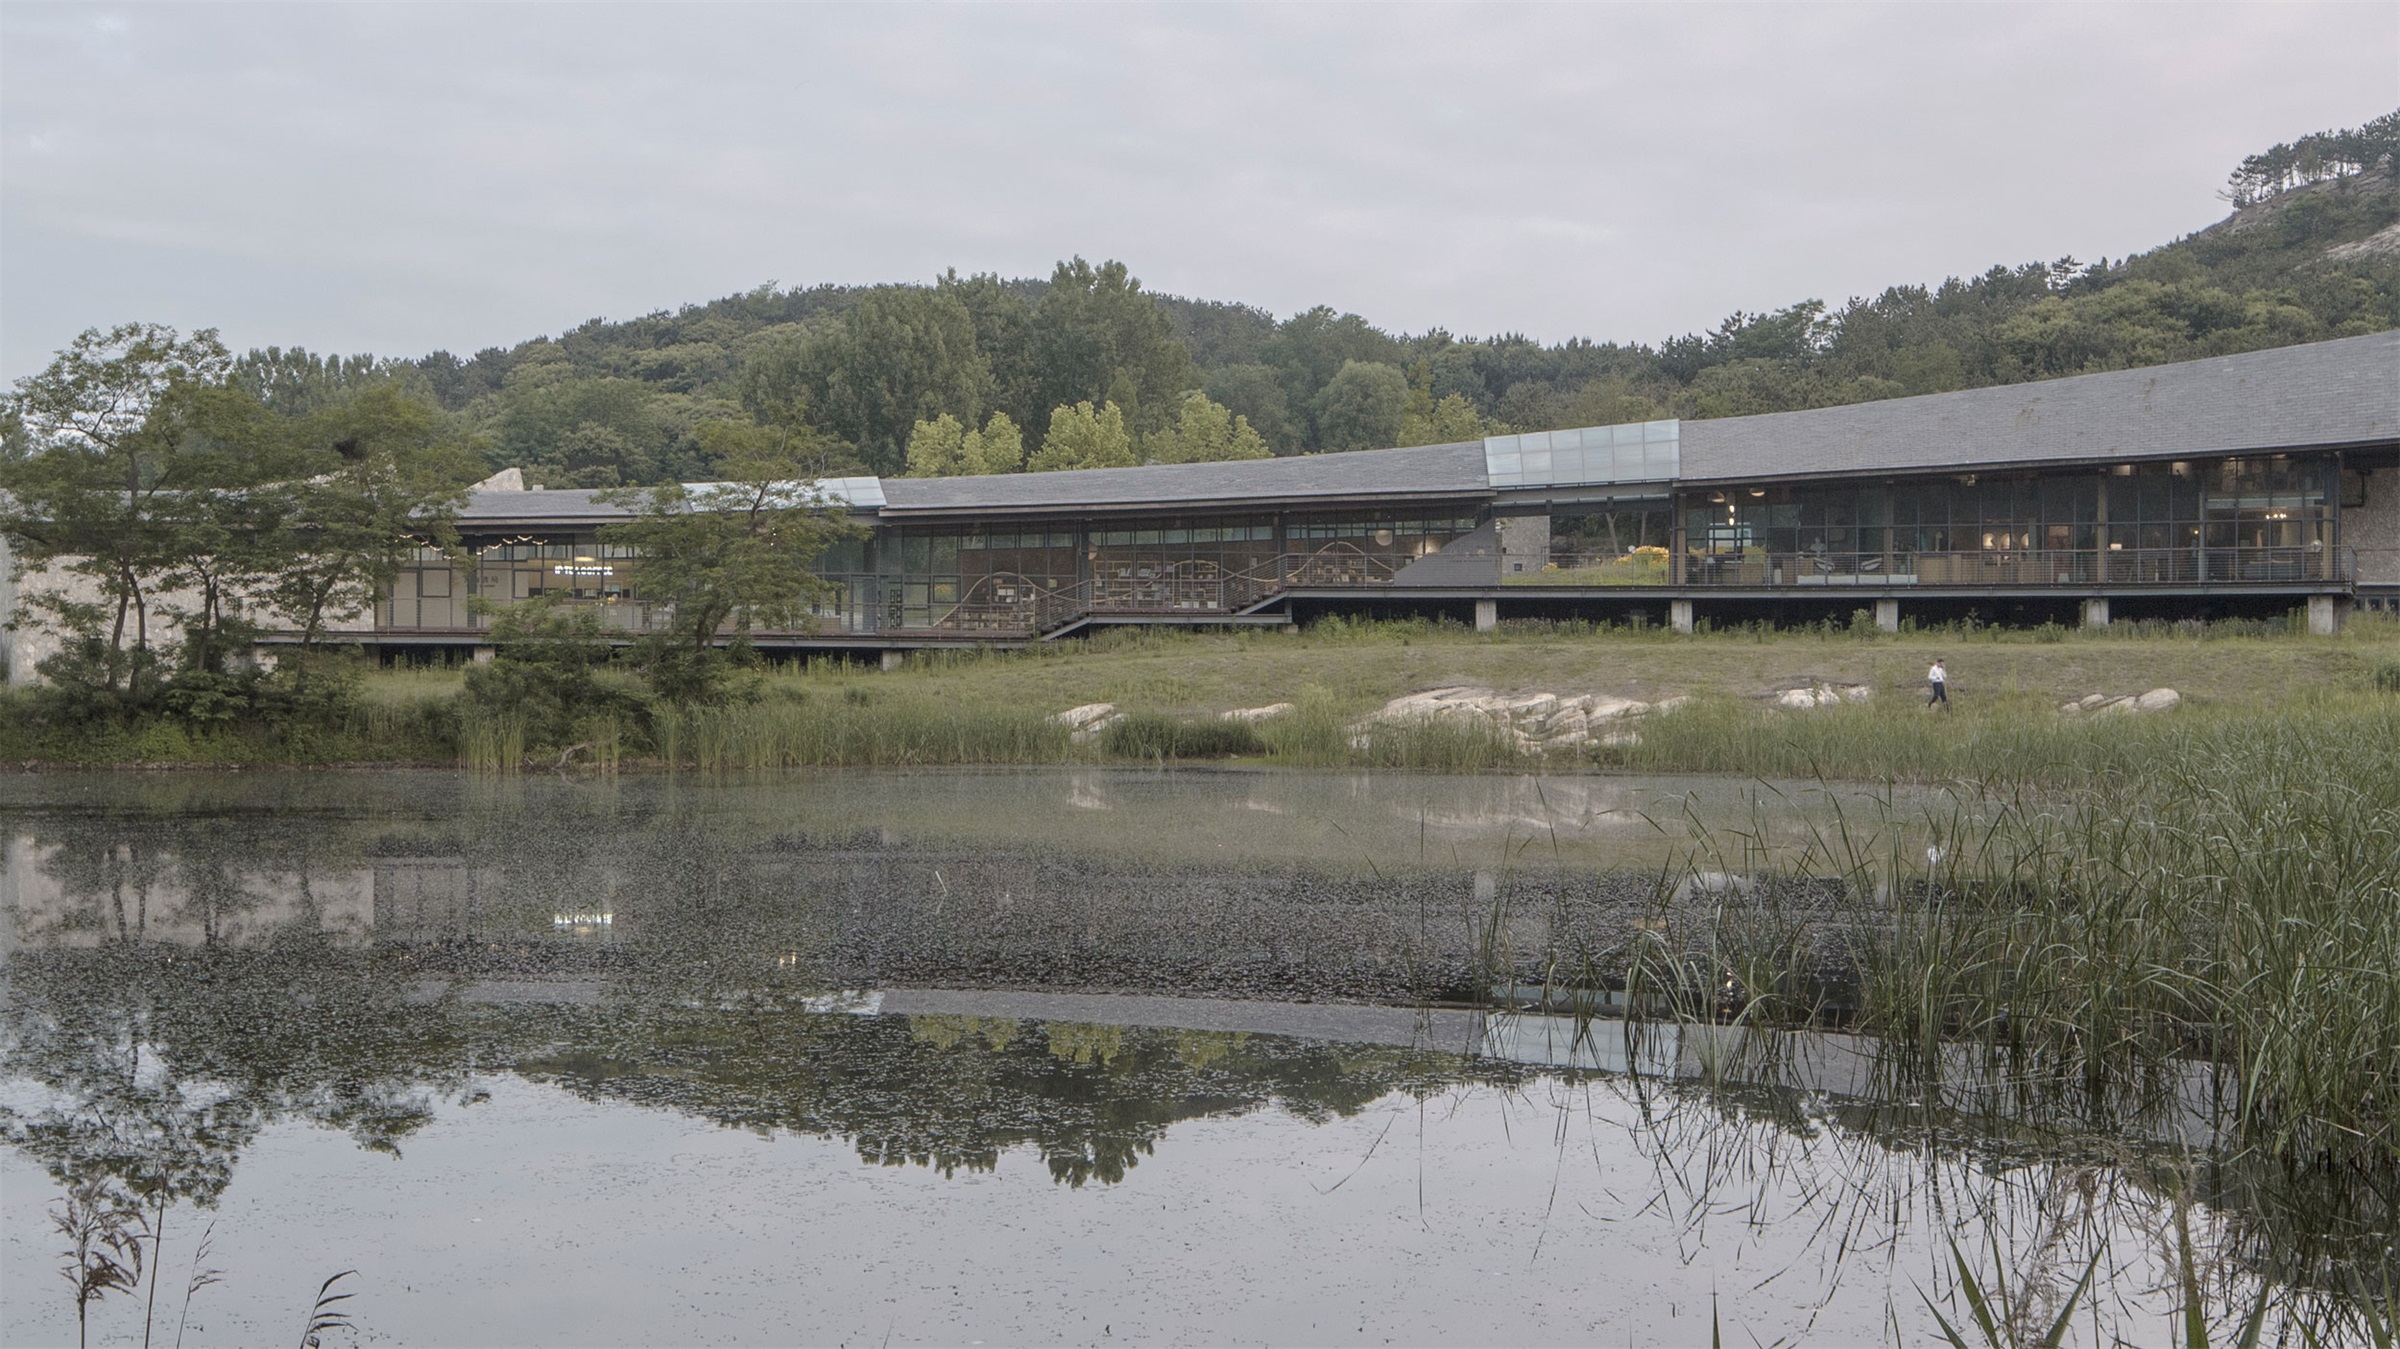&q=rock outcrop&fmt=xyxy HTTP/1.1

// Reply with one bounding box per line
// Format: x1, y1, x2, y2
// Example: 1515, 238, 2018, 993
1354, 686, 1687, 752
1052, 703, 1124, 742
1770, 682, 1871, 709
2060, 688, 2182, 716
1219, 703, 1295, 724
